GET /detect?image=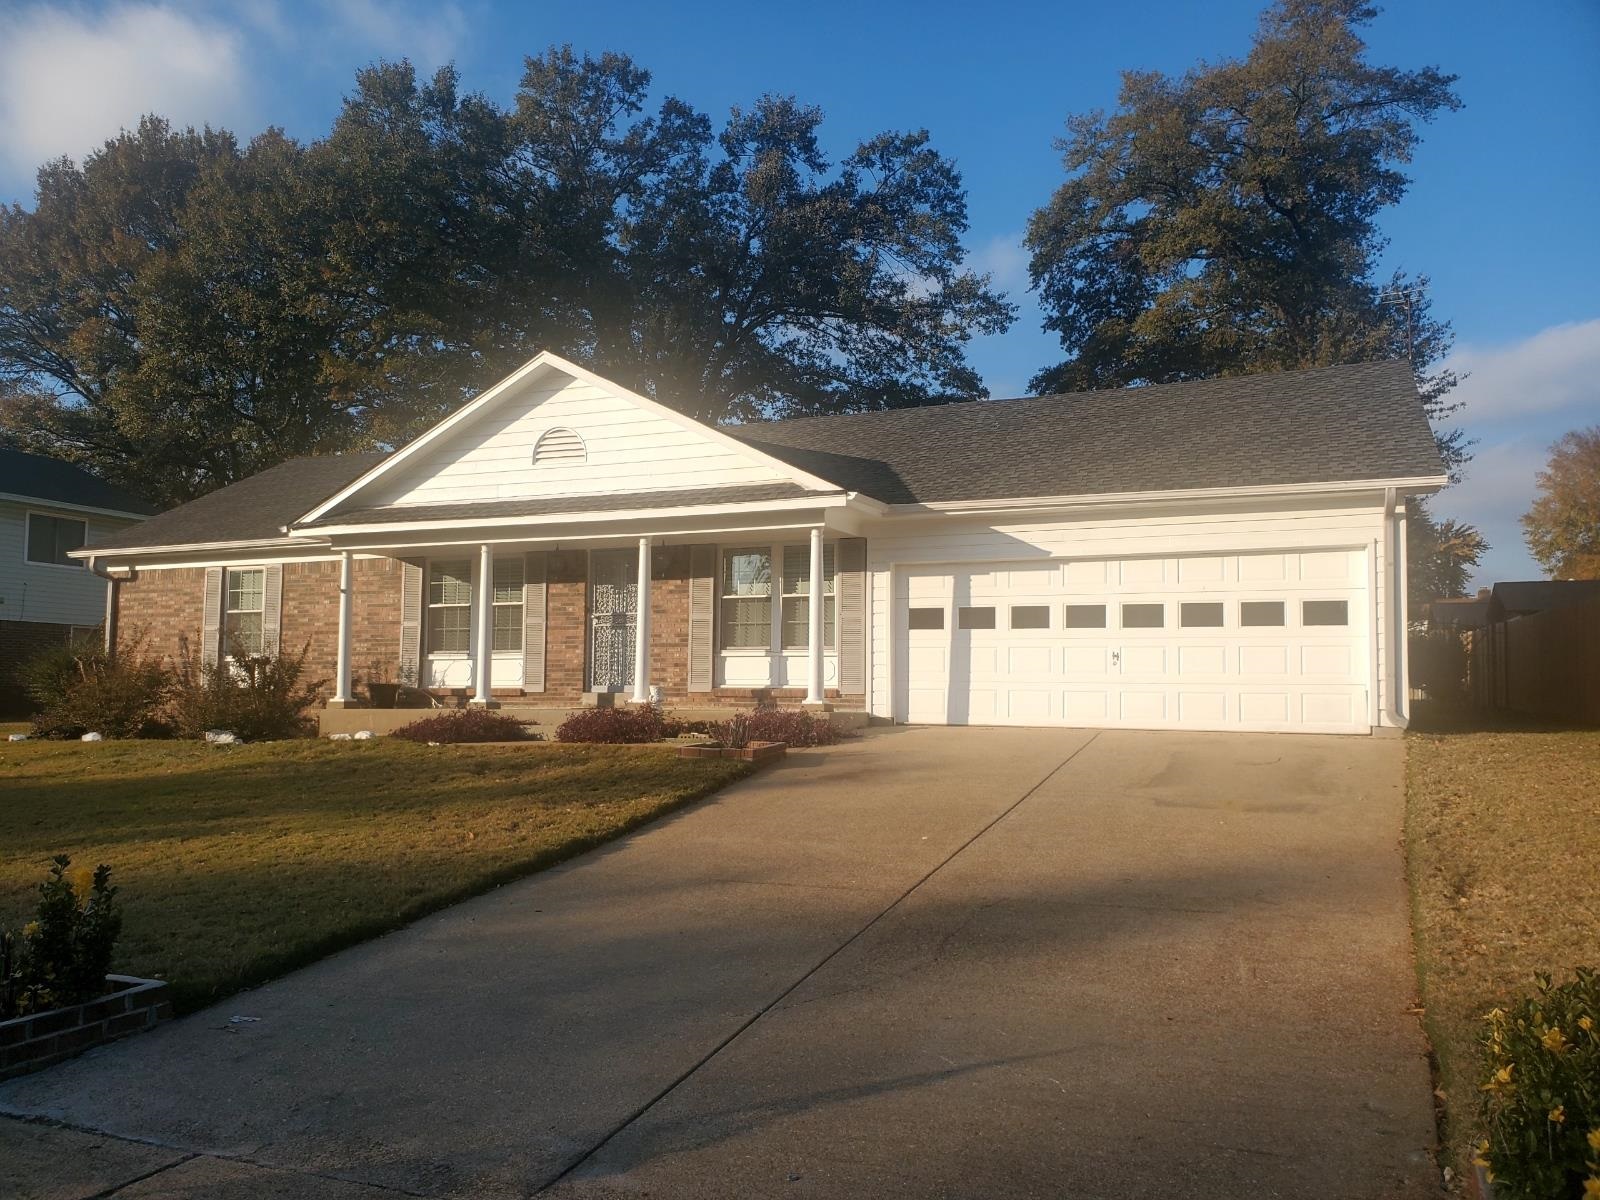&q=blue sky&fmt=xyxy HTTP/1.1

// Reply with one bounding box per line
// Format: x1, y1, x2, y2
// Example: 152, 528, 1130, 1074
1, 0, 1596, 584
